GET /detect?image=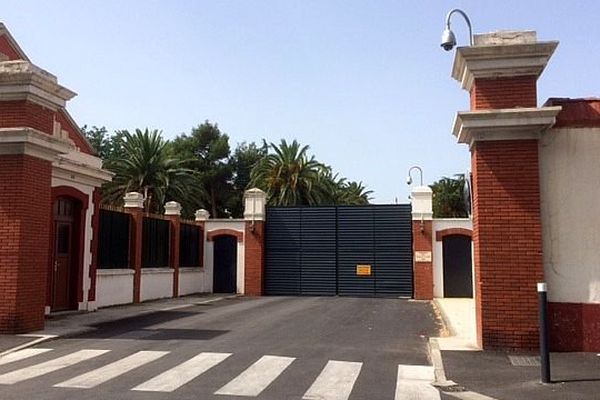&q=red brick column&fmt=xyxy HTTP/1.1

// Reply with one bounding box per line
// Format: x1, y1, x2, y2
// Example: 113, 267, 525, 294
164, 201, 181, 298
450, 31, 559, 349
0, 154, 52, 333
413, 220, 433, 300
124, 193, 144, 303
88, 187, 101, 303
243, 189, 267, 296
411, 186, 433, 300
